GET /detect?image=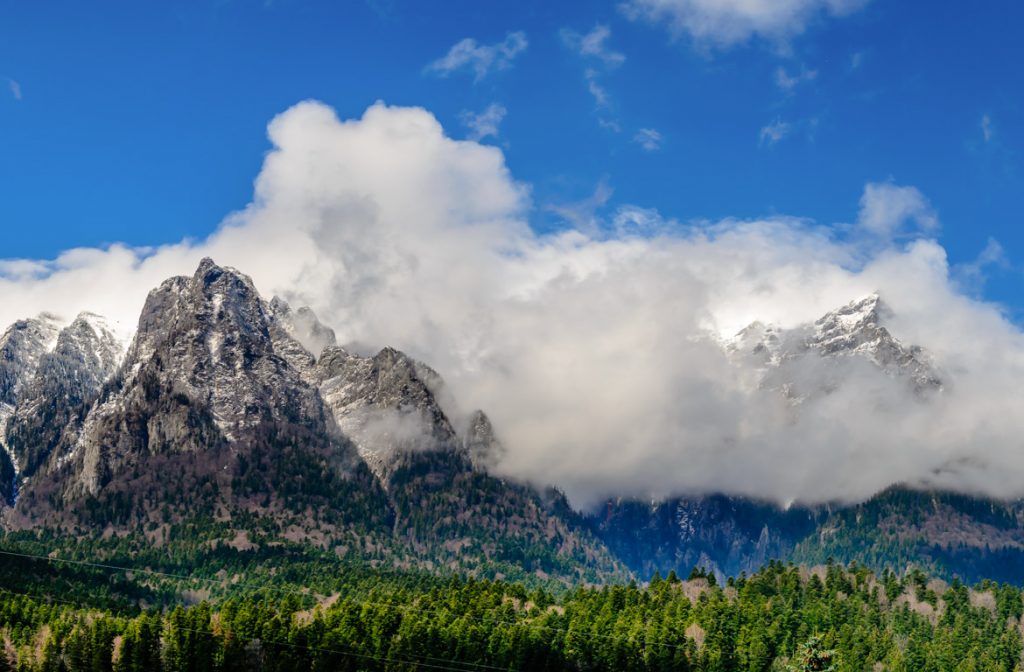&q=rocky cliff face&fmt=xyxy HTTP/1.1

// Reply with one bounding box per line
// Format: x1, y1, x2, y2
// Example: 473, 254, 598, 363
9, 259, 379, 535
5, 313, 123, 484
1, 259, 623, 583
312, 345, 463, 482
0, 314, 62, 452
727, 293, 942, 399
